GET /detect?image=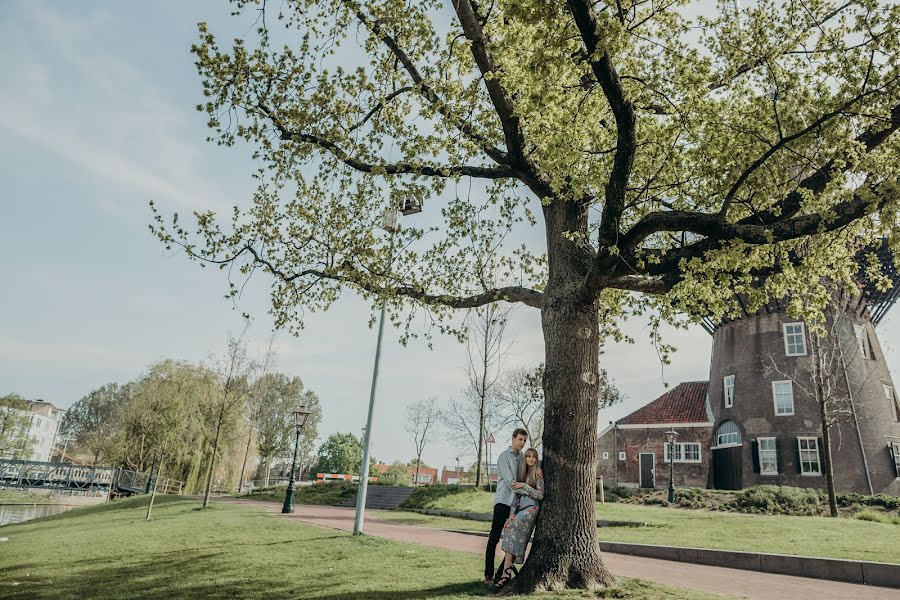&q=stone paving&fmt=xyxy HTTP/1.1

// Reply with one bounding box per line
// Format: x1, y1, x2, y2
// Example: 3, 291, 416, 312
224, 499, 898, 600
